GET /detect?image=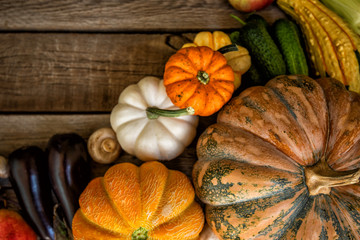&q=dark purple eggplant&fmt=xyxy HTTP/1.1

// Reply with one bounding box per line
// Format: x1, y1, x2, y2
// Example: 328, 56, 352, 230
47, 133, 91, 229
8, 146, 55, 240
